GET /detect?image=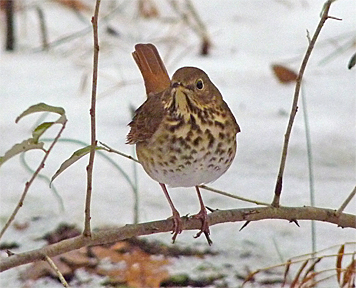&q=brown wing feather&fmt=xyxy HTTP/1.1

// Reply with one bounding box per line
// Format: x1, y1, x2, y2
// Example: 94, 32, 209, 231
132, 44, 171, 96
127, 93, 165, 144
